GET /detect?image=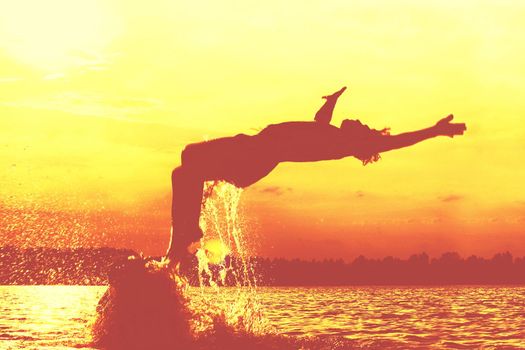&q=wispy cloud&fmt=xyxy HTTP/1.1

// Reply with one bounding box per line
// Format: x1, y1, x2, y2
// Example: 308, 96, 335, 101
0, 92, 164, 123
43, 72, 66, 80
0, 77, 22, 83
259, 186, 292, 196
68, 49, 119, 72
440, 194, 464, 202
